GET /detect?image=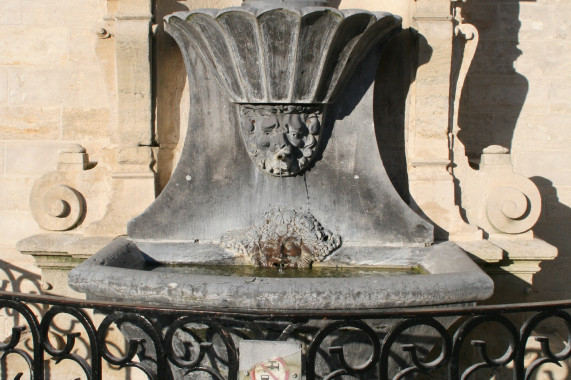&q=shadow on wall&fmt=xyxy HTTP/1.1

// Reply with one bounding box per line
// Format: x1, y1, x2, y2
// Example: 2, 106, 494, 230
154, 0, 191, 194
457, 0, 529, 163
529, 177, 571, 300
0, 260, 42, 295
373, 30, 432, 204
373, 29, 415, 204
